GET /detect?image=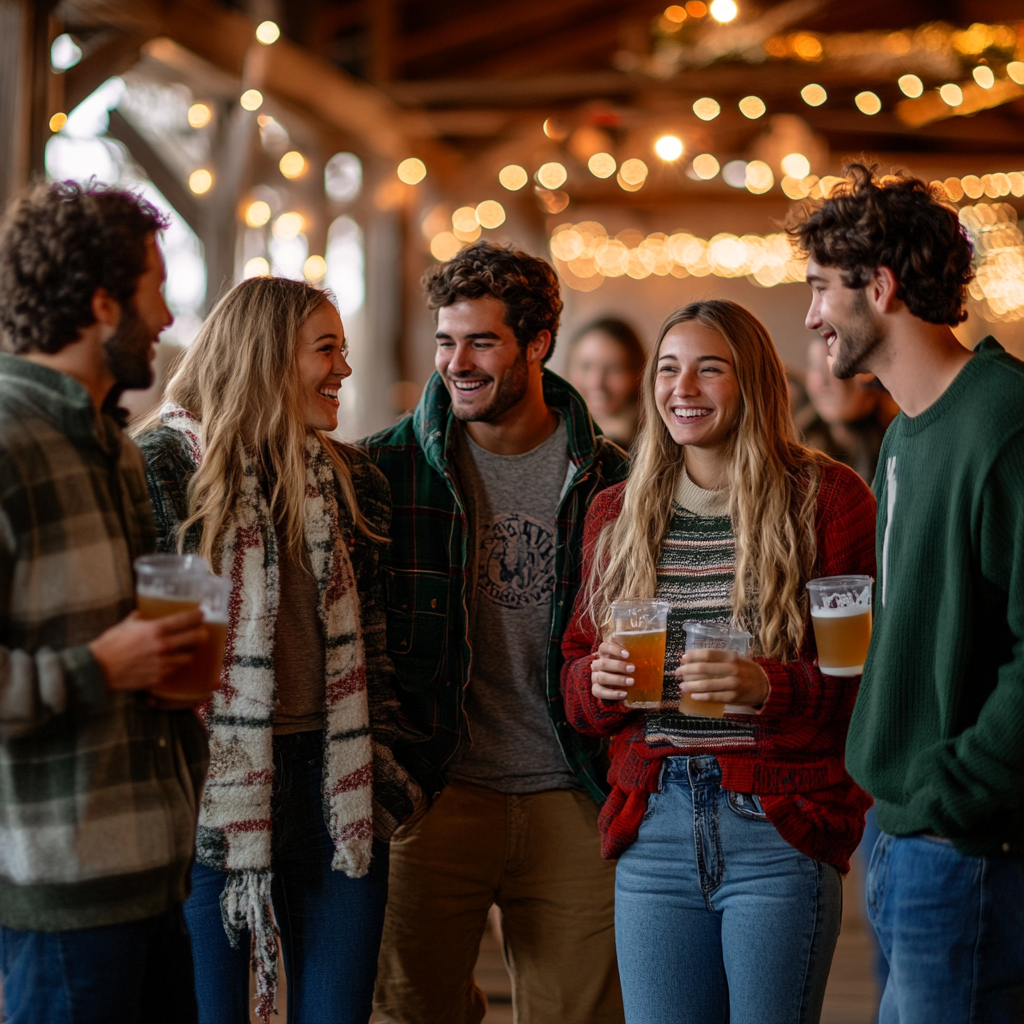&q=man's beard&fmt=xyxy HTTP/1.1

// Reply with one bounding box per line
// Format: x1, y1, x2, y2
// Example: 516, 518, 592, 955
103, 299, 154, 391
831, 289, 884, 380
448, 349, 529, 423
